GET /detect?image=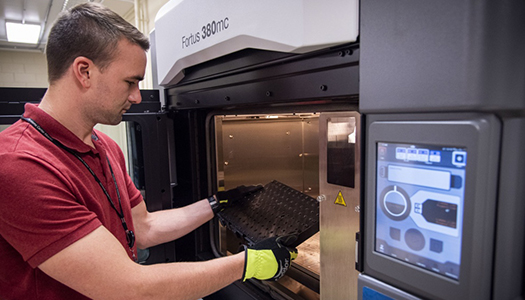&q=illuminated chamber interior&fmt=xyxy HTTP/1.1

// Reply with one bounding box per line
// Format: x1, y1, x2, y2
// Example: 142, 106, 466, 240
215, 113, 321, 299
